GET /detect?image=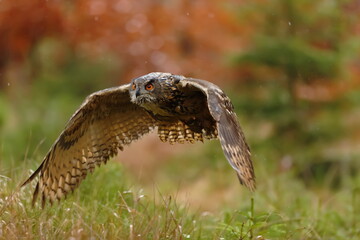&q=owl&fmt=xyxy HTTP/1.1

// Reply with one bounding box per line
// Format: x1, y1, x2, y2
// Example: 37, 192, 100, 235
22, 72, 255, 207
